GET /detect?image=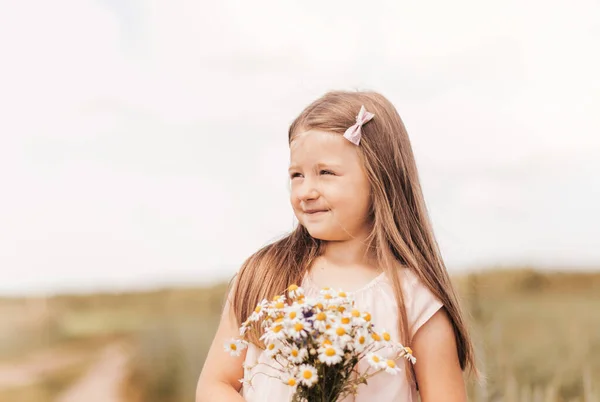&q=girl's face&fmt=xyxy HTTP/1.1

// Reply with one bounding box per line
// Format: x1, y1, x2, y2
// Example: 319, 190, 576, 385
289, 130, 372, 241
